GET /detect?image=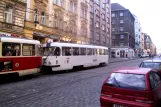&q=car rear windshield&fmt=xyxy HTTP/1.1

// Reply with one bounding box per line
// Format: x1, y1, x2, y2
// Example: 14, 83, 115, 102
105, 73, 146, 90
140, 62, 161, 69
